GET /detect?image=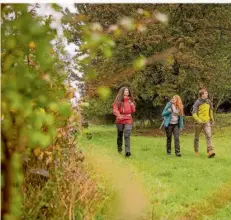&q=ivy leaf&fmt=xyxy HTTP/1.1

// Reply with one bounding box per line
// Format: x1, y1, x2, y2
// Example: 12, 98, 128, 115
51, 4, 62, 12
